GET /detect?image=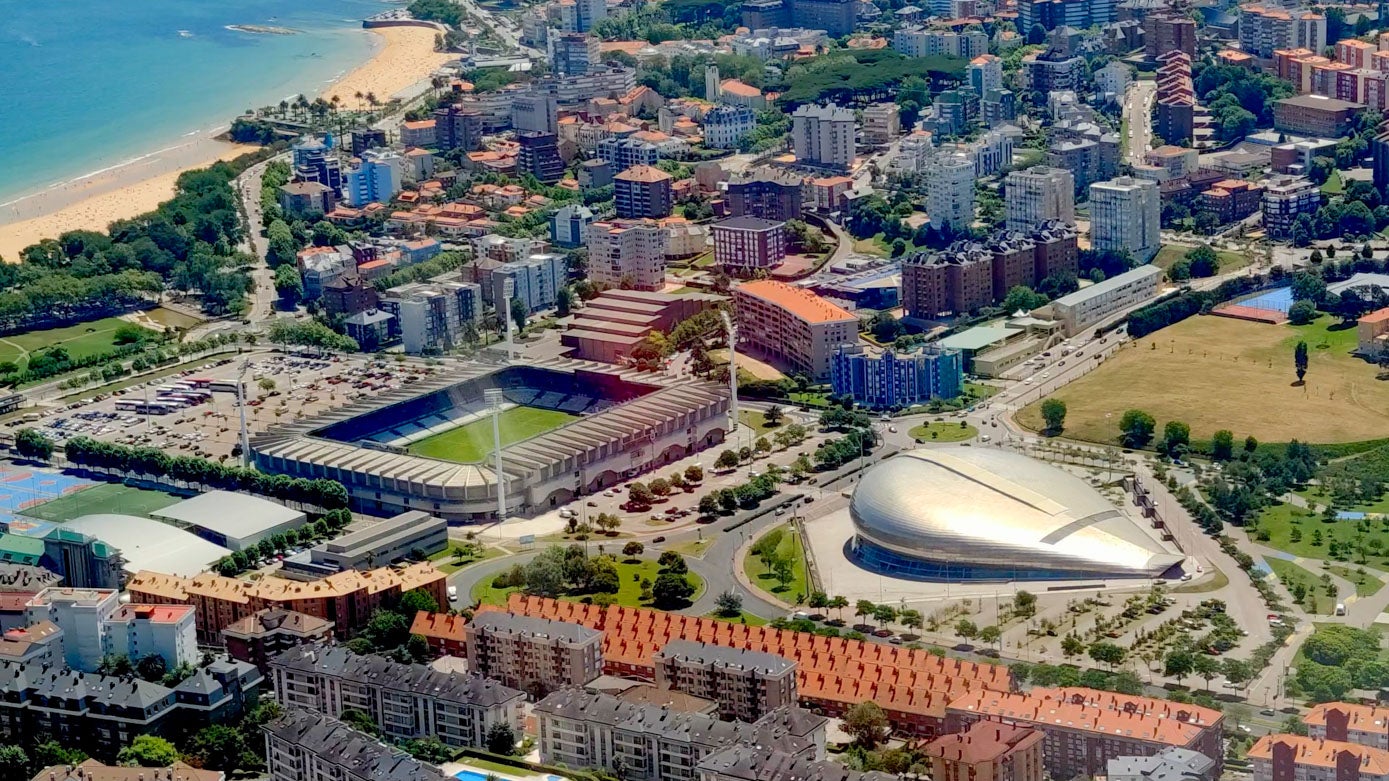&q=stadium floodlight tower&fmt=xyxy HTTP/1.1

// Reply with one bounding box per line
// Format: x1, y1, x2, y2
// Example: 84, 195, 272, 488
484, 388, 508, 520
237, 359, 252, 468
718, 310, 739, 438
